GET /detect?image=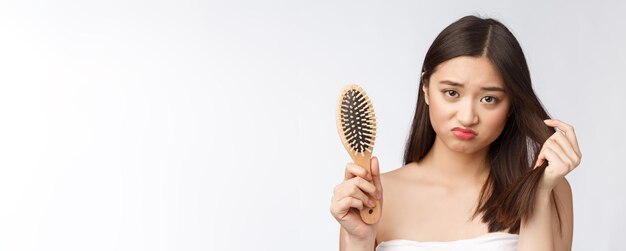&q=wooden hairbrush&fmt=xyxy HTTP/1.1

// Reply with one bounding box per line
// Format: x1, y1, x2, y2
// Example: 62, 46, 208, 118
336, 84, 380, 224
